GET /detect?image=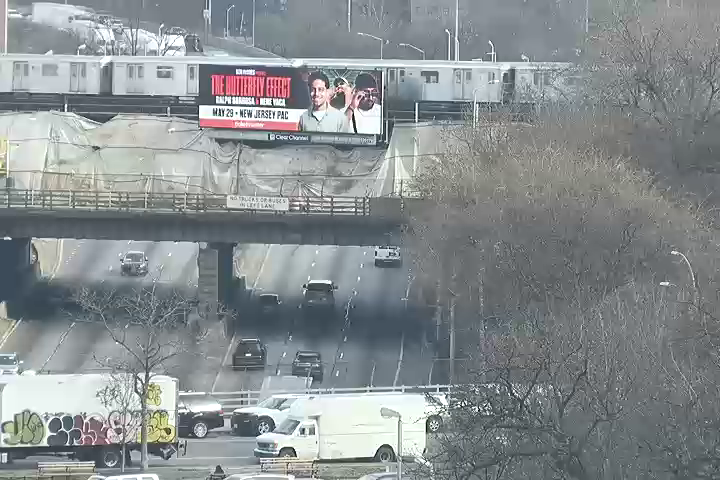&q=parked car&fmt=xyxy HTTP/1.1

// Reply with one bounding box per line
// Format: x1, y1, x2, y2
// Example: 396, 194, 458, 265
0, 353, 23, 375
178, 394, 225, 438
232, 338, 267, 369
